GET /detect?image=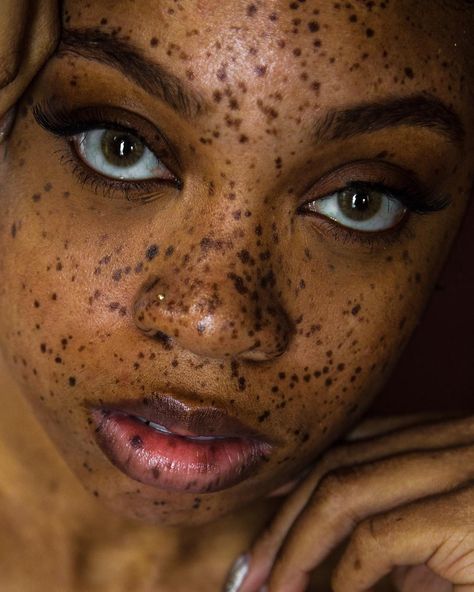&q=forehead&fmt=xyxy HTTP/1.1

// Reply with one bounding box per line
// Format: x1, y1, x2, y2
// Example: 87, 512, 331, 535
62, 1, 471, 107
